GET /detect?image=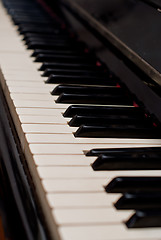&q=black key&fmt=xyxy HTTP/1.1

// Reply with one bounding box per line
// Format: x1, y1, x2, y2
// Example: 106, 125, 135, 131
8, 9, 42, 16
35, 54, 95, 63
126, 210, 161, 228
52, 85, 124, 95
32, 49, 79, 57
86, 147, 161, 156
13, 15, 48, 21
39, 62, 102, 71
13, 17, 52, 25
19, 24, 59, 32
23, 33, 69, 41
28, 41, 84, 50
18, 23, 59, 31
68, 115, 147, 127
26, 38, 71, 46
46, 75, 116, 85
105, 177, 161, 193
74, 125, 161, 138
19, 26, 61, 34
92, 153, 161, 171
15, 15, 47, 20
10, 12, 48, 17
63, 105, 144, 118
115, 192, 161, 210
55, 93, 132, 105
43, 68, 106, 77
